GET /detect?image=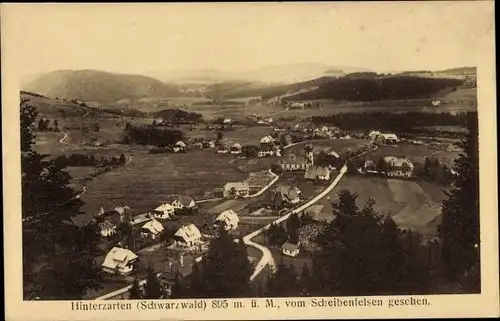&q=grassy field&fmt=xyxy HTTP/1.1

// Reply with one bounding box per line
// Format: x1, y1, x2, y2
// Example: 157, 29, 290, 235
363, 144, 460, 167
79, 150, 247, 214
318, 176, 448, 232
